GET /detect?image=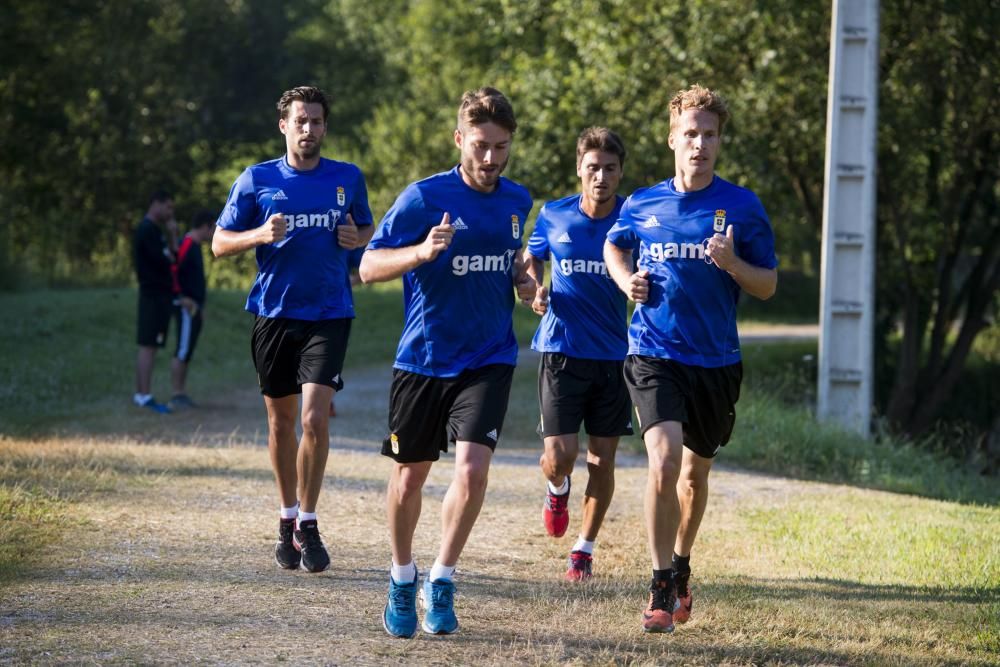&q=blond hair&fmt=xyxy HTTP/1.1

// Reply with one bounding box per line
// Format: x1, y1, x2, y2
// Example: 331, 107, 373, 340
669, 84, 730, 133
